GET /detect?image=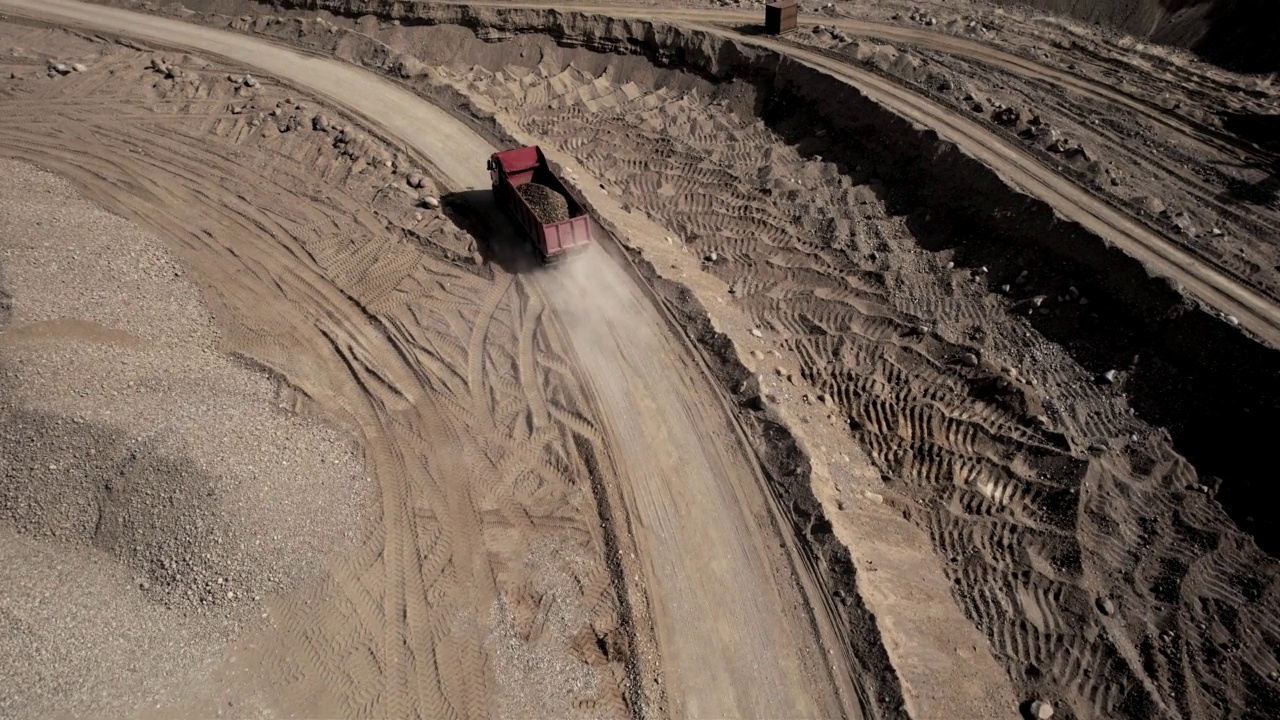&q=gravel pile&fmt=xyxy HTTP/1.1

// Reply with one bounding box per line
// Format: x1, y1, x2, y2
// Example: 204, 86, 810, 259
0, 160, 370, 717
516, 182, 570, 224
